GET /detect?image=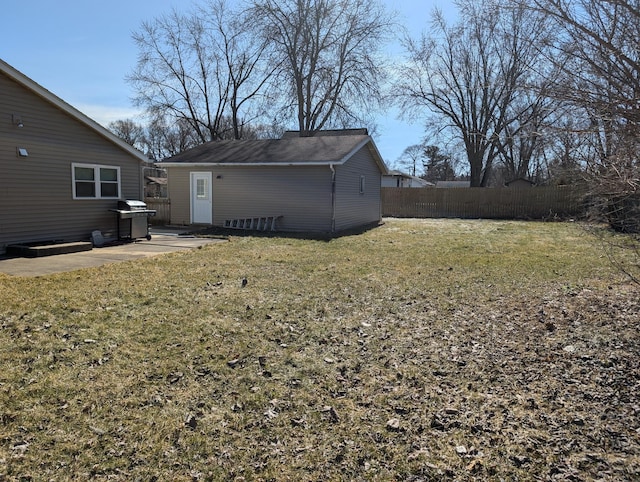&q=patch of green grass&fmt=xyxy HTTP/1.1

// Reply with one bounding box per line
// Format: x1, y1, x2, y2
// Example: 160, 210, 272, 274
1, 219, 638, 480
